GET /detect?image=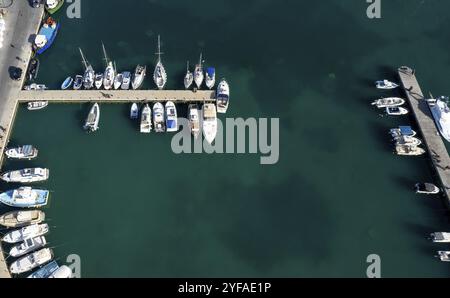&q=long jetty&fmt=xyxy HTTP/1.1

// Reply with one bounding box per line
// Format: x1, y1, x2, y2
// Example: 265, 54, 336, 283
398, 66, 450, 203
